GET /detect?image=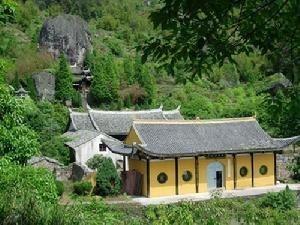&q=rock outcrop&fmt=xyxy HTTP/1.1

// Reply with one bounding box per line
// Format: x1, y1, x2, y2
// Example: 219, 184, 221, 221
32, 71, 55, 101
39, 14, 92, 66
